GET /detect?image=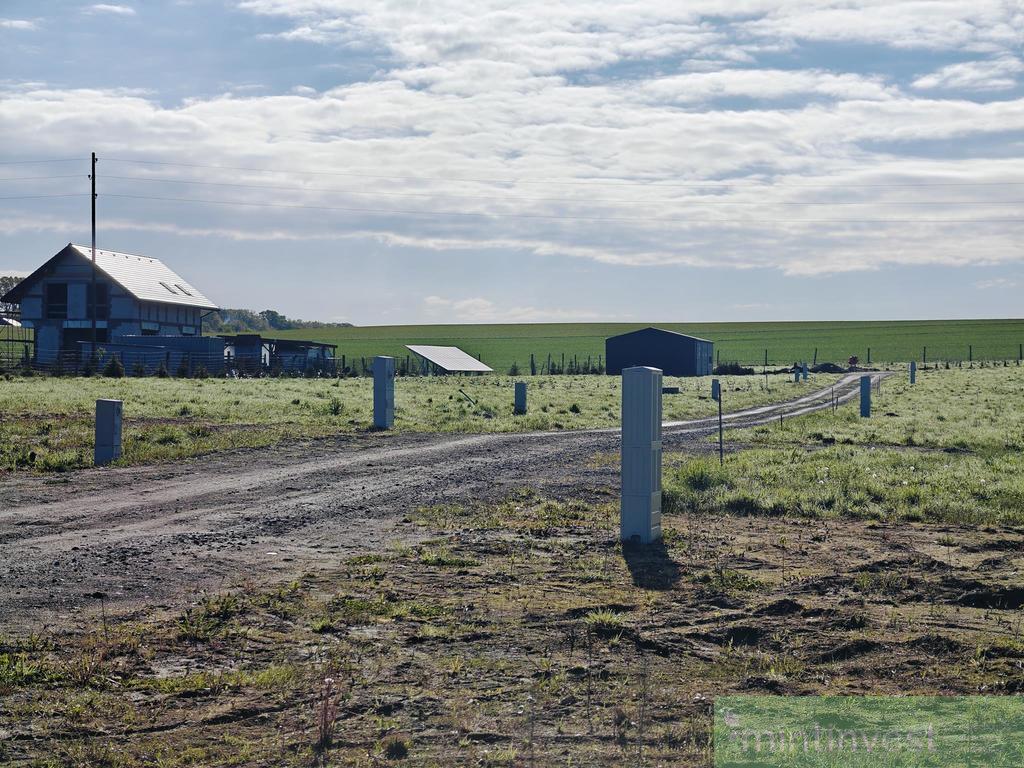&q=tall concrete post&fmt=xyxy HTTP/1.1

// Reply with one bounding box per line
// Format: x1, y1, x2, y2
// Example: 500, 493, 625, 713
860, 375, 871, 418
802, 362, 809, 381
910, 360, 917, 384
514, 381, 527, 415
373, 356, 395, 429
621, 366, 662, 544
94, 399, 123, 466
794, 369, 800, 383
